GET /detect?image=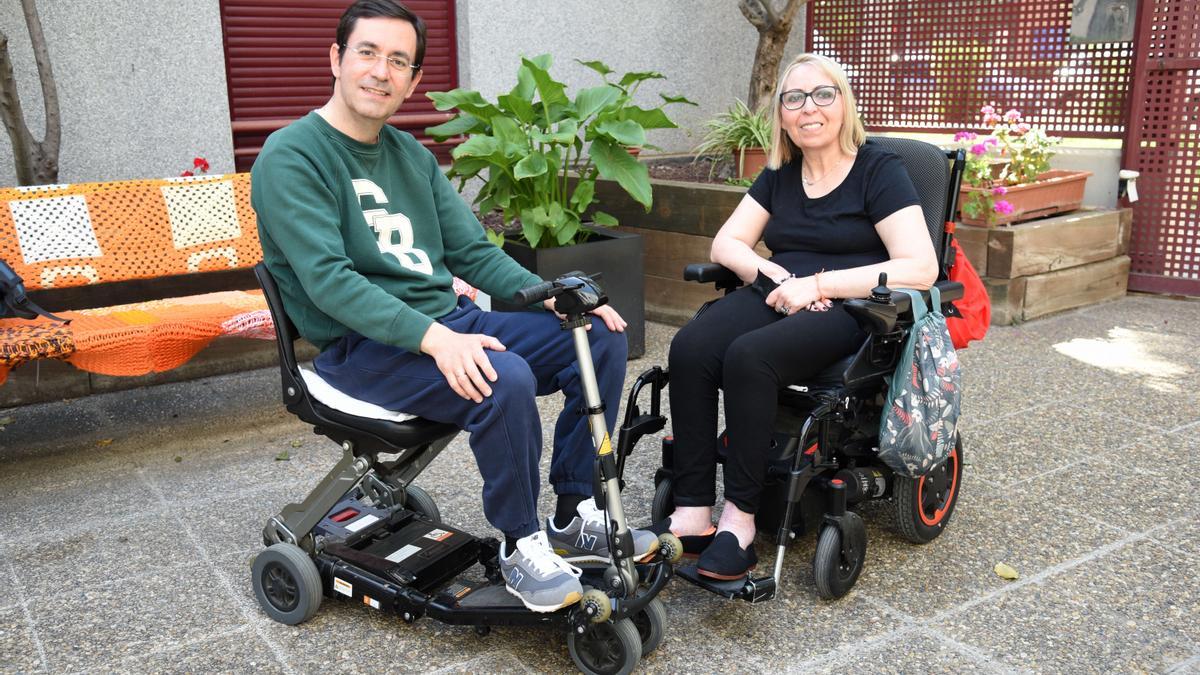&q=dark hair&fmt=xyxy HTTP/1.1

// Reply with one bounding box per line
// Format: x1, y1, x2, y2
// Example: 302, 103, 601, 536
336, 0, 426, 69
